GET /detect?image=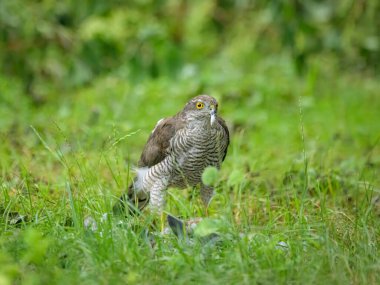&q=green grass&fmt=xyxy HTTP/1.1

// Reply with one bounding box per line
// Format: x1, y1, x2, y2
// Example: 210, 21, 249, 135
0, 55, 379, 285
